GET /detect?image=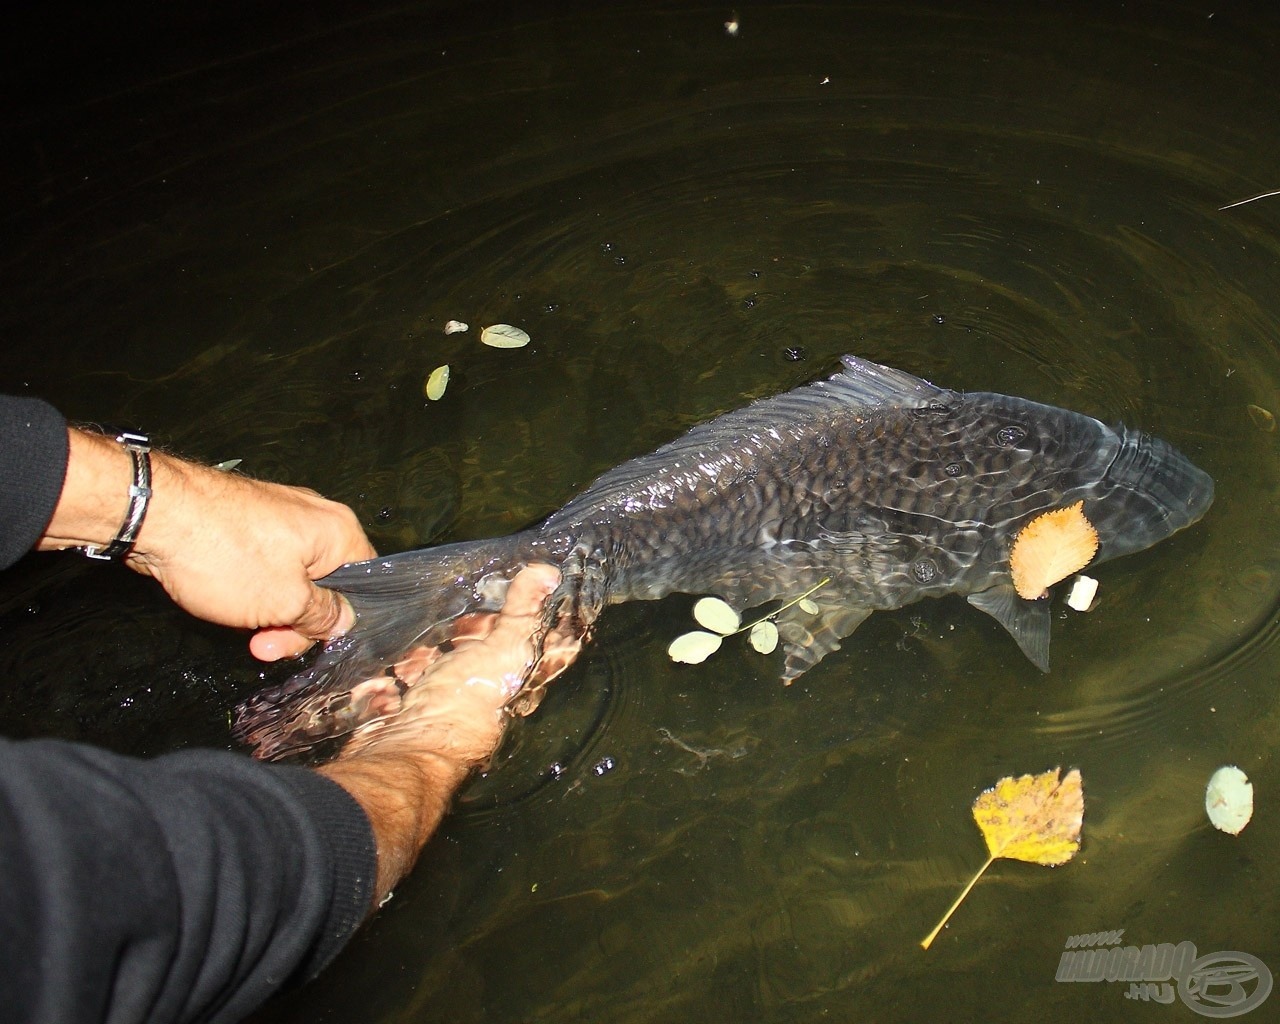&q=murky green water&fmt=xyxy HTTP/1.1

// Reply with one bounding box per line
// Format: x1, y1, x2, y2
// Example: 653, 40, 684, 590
3, 1, 1279, 1021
